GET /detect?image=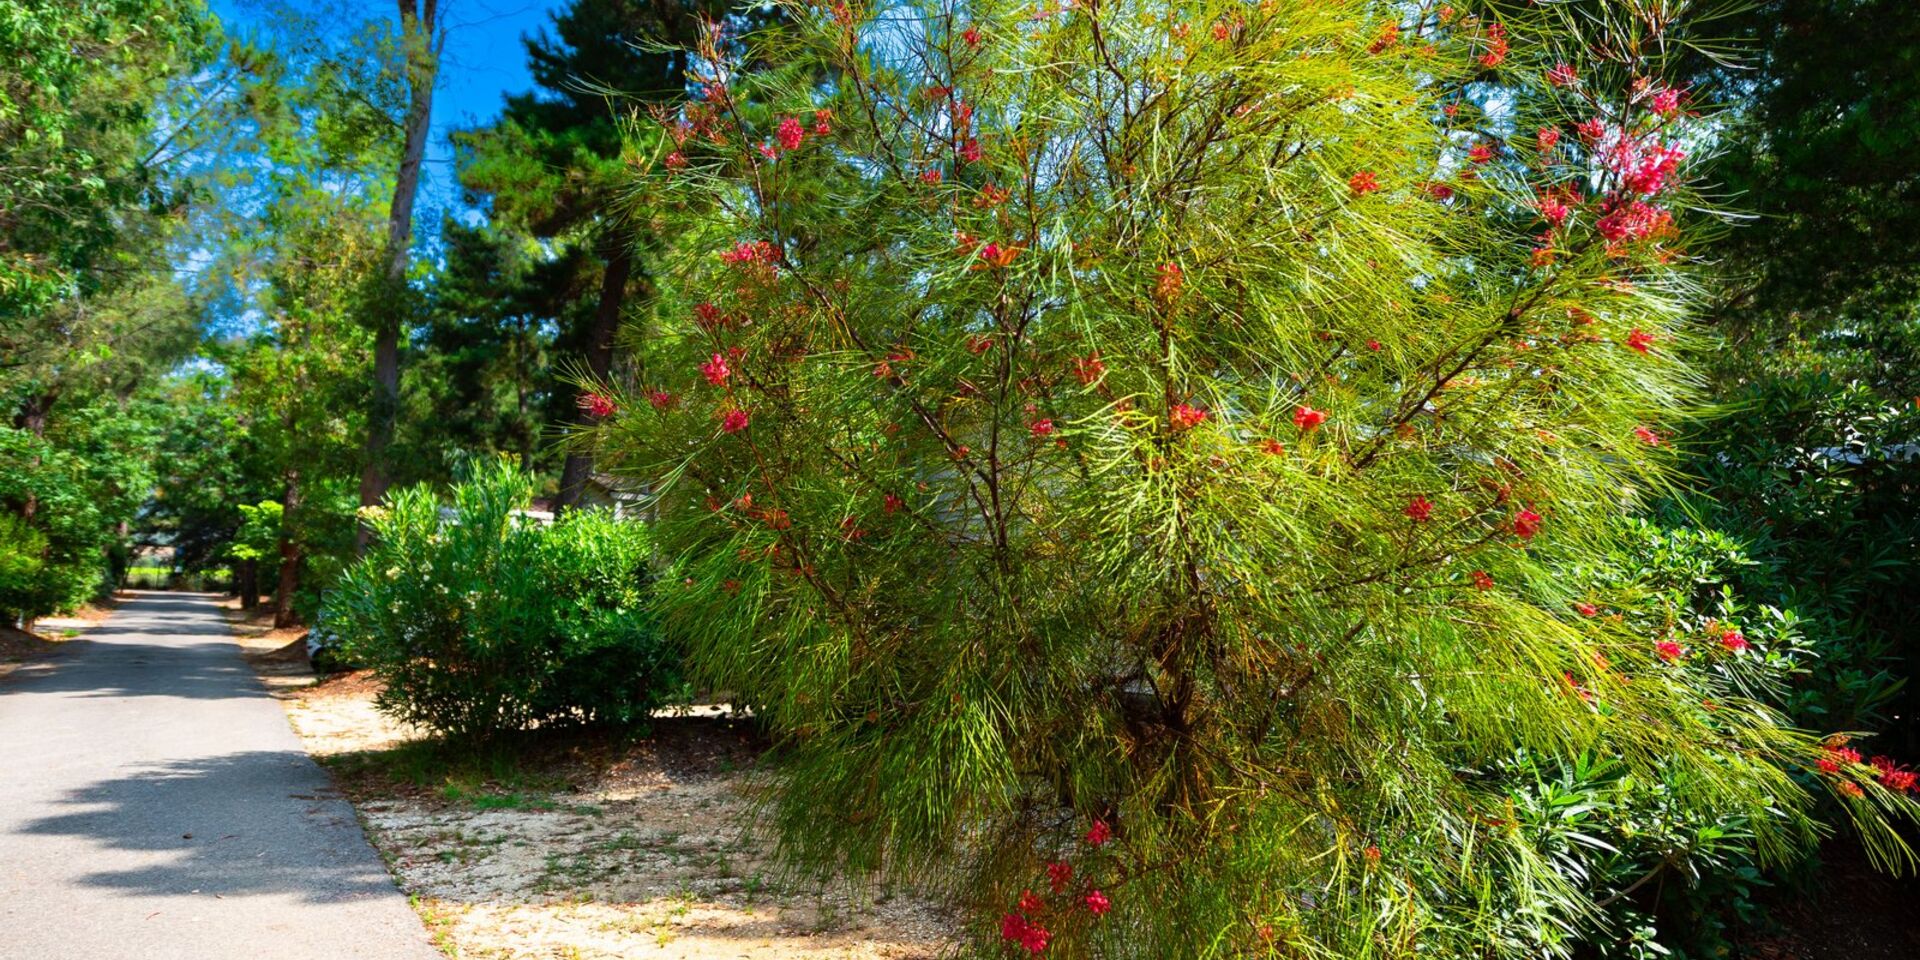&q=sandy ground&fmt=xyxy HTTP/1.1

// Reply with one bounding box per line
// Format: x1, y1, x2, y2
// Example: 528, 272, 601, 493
1, 597, 118, 680
220, 601, 956, 960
